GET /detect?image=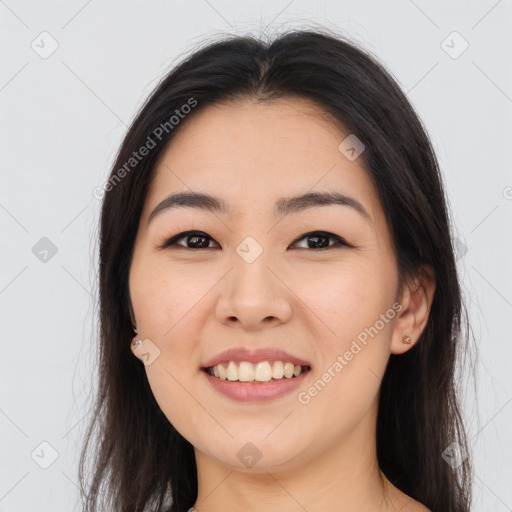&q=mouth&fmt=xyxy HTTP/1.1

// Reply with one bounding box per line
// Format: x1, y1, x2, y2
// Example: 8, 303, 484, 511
201, 361, 312, 402
201, 360, 312, 384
